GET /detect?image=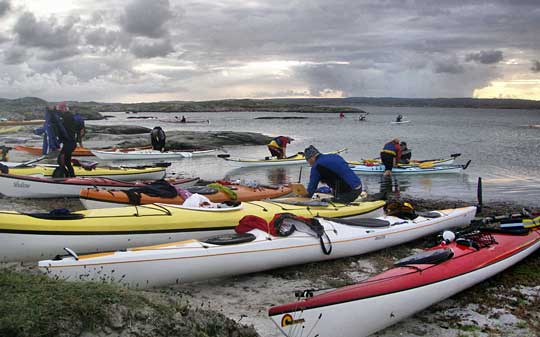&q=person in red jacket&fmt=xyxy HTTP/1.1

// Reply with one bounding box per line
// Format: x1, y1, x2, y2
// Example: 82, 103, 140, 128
380, 138, 401, 176
267, 136, 294, 159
